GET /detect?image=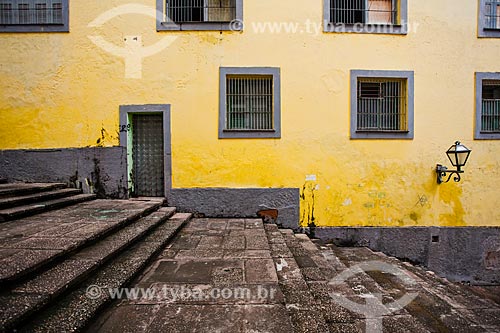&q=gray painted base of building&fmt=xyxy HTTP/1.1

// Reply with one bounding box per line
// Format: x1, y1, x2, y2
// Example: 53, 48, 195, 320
0, 148, 128, 199
315, 227, 500, 285
168, 188, 300, 229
